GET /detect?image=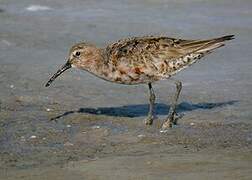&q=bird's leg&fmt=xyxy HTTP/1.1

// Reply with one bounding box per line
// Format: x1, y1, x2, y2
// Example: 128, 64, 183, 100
162, 80, 182, 129
145, 83, 156, 125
